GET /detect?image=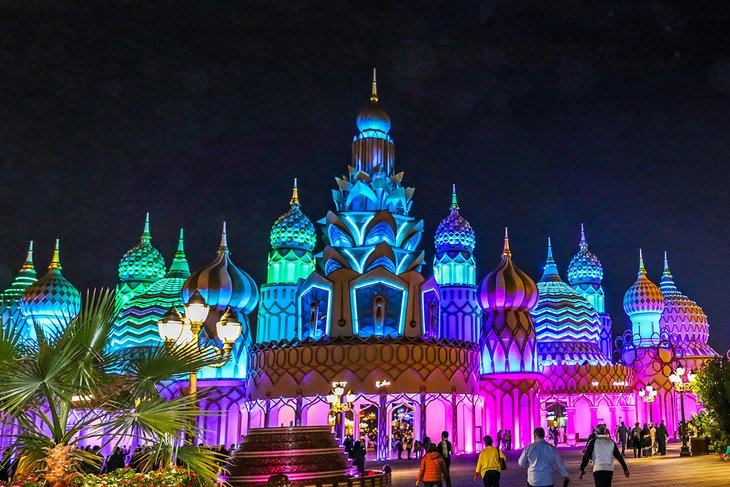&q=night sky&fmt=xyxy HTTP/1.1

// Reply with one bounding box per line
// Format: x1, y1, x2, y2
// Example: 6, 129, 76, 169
1, 2, 729, 353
